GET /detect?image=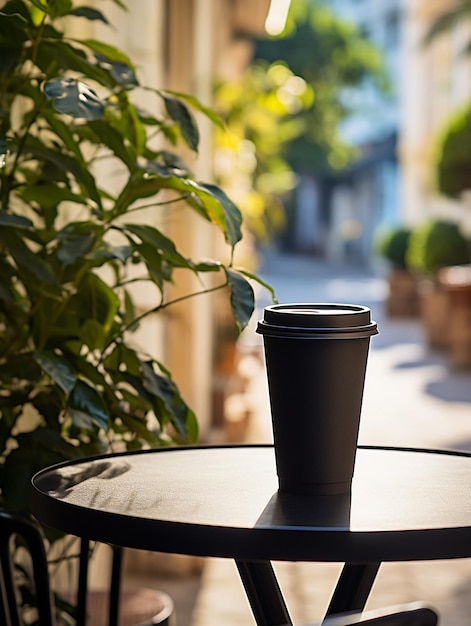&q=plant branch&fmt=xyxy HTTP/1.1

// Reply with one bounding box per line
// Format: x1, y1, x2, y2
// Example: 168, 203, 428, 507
104, 279, 228, 357
124, 194, 191, 214
159, 280, 228, 311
